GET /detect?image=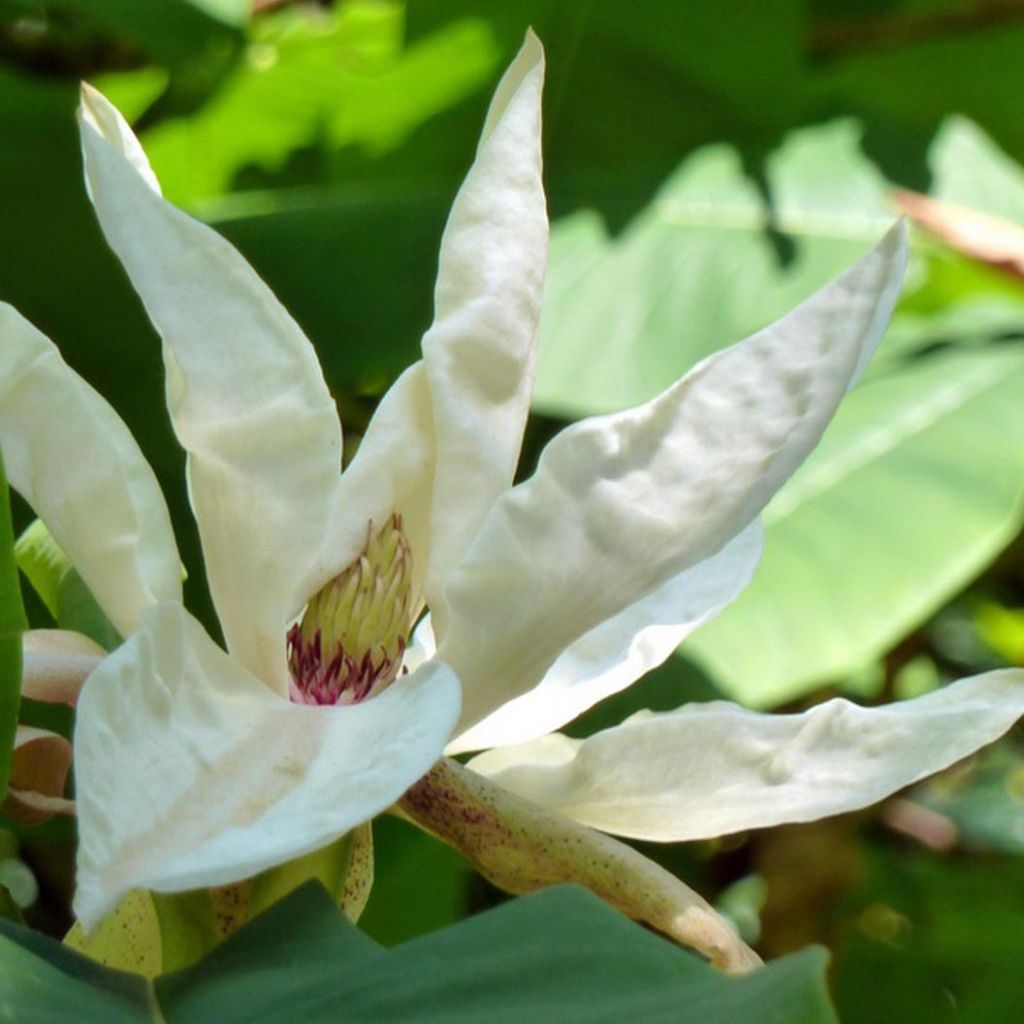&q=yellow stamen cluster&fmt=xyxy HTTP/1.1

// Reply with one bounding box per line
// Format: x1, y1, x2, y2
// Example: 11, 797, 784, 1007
288, 514, 413, 705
